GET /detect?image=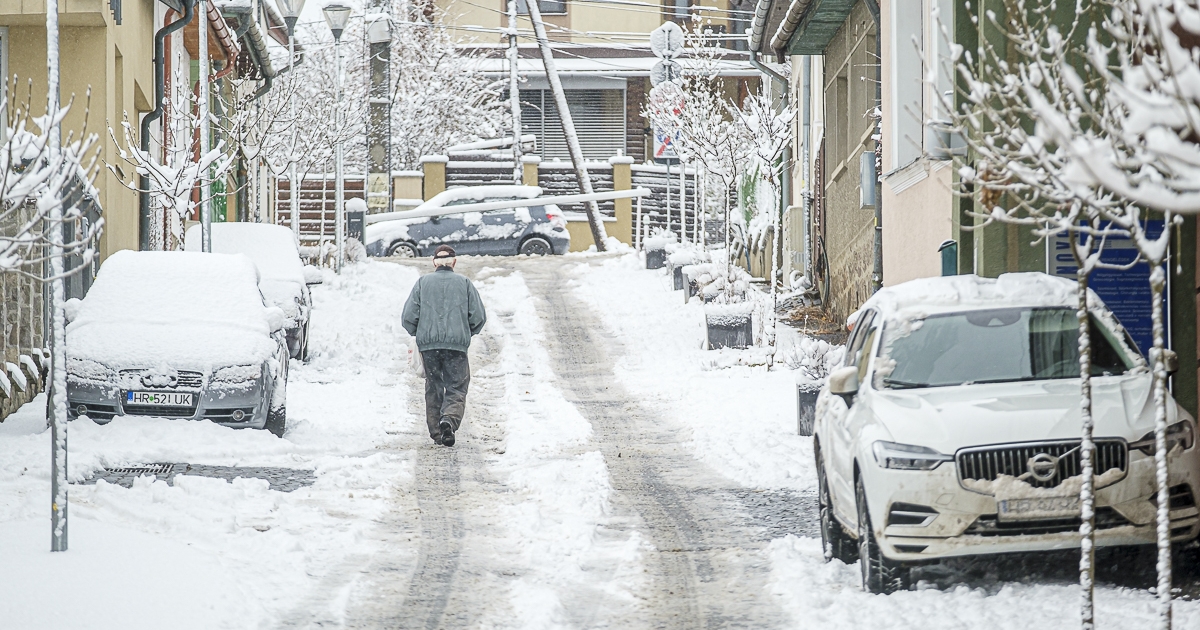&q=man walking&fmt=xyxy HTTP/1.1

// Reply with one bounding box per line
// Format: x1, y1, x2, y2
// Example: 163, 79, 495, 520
402, 245, 487, 446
